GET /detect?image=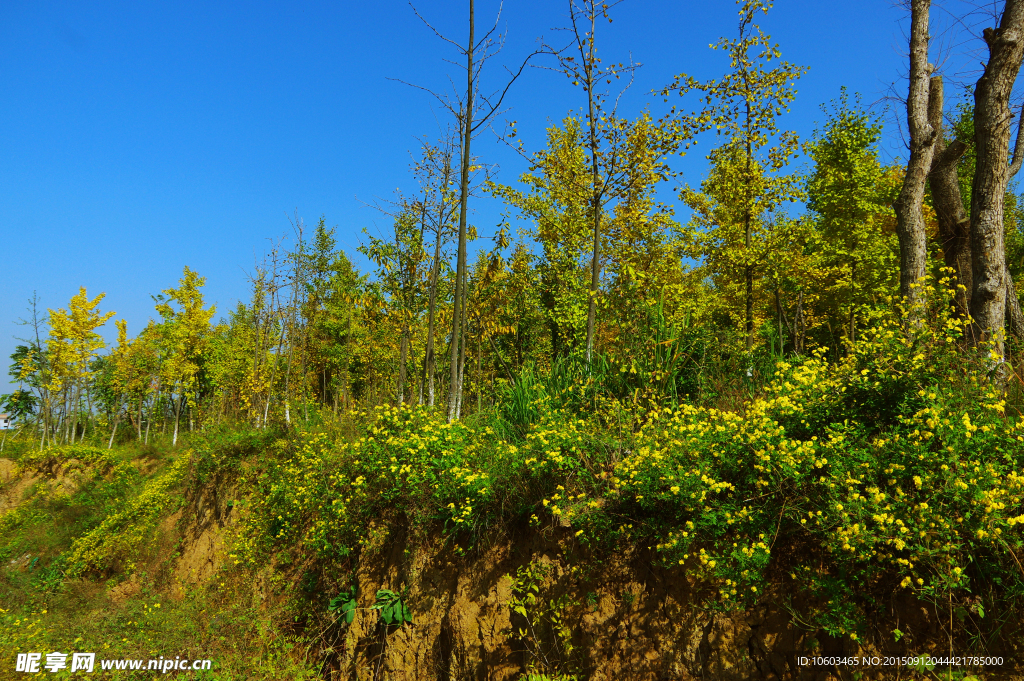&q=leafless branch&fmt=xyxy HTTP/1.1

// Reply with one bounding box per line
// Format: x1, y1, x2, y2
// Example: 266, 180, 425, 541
409, 2, 463, 52
1010, 104, 1024, 177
